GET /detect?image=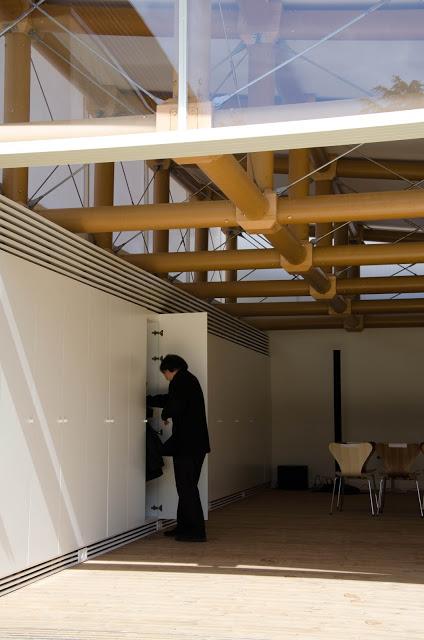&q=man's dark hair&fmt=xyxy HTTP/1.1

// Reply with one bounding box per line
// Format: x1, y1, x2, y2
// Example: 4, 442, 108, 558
160, 354, 188, 373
